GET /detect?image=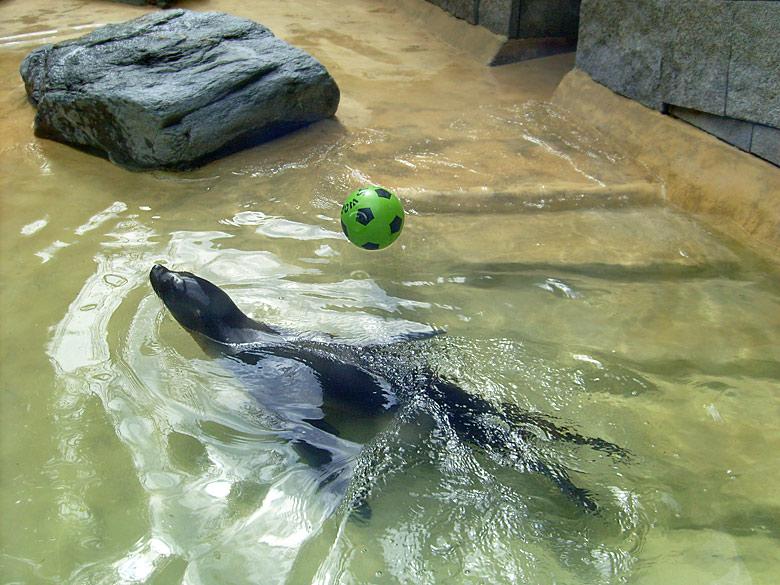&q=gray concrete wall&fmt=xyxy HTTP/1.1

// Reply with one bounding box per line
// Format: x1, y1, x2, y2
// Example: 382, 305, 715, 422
424, 0, 580, 39
422, 0, 778, 166
516, 0, 580, 38
425, 0, 479, 24
576, 0, 780, 166
423, 0, 581, 62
